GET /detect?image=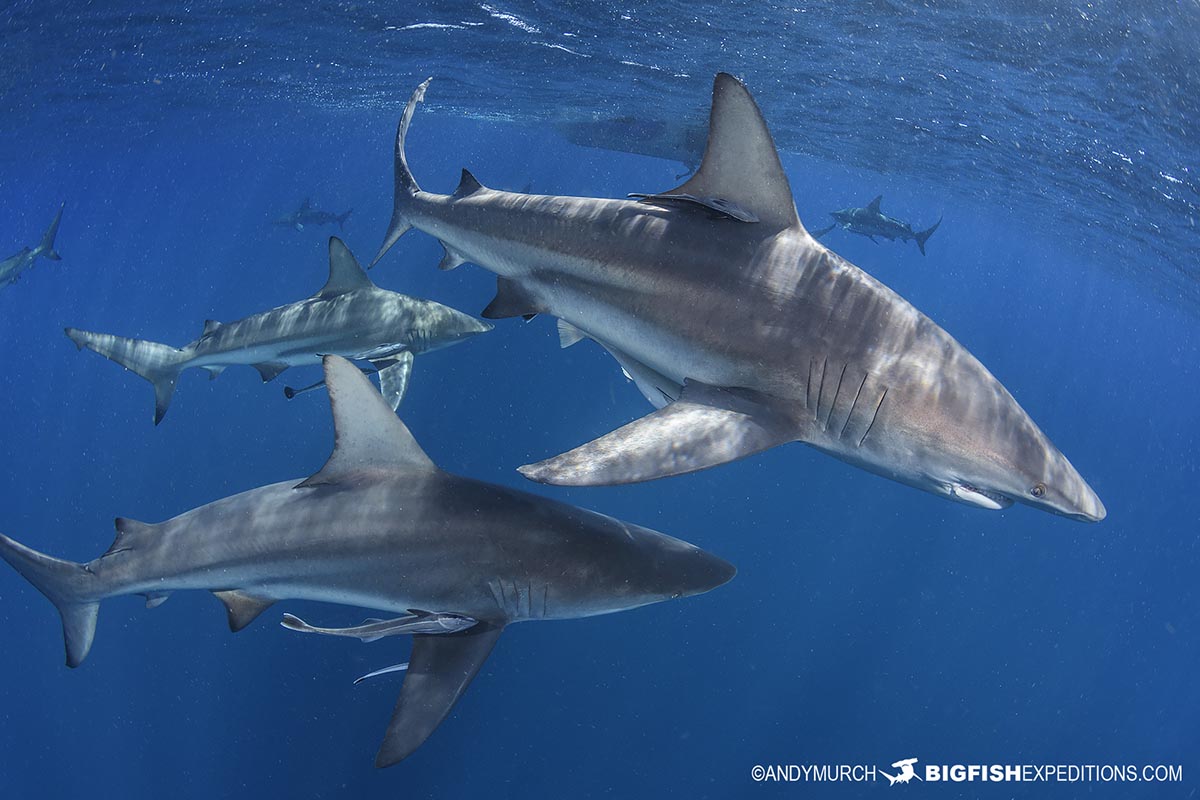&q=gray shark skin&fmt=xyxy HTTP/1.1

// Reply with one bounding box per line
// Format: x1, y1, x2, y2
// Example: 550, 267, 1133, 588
65, 237, 491, 424
371, 74, 1104, 522
273, 197, 352, 232
815, 195, 941, 254
0, 204, 63, 289
0, 355, 734, 767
